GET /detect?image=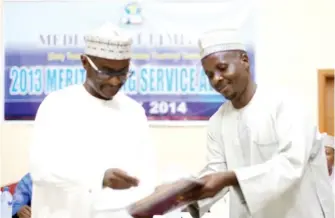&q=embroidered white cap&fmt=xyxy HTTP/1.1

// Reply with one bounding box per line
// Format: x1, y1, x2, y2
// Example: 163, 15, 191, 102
84, 23, 132, 60
198, 28, 246, 59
